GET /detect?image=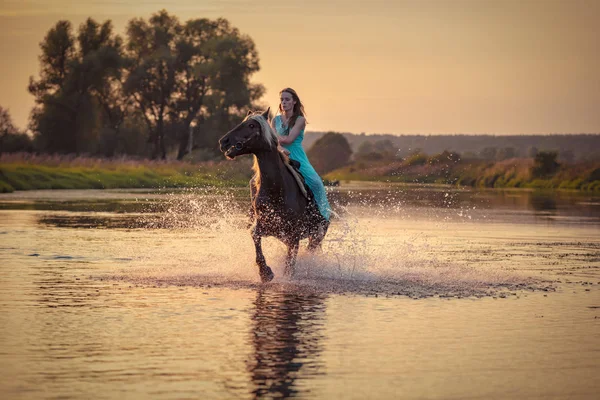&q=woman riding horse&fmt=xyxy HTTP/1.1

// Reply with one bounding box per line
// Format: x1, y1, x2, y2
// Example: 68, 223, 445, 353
219, 108, 329, 282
